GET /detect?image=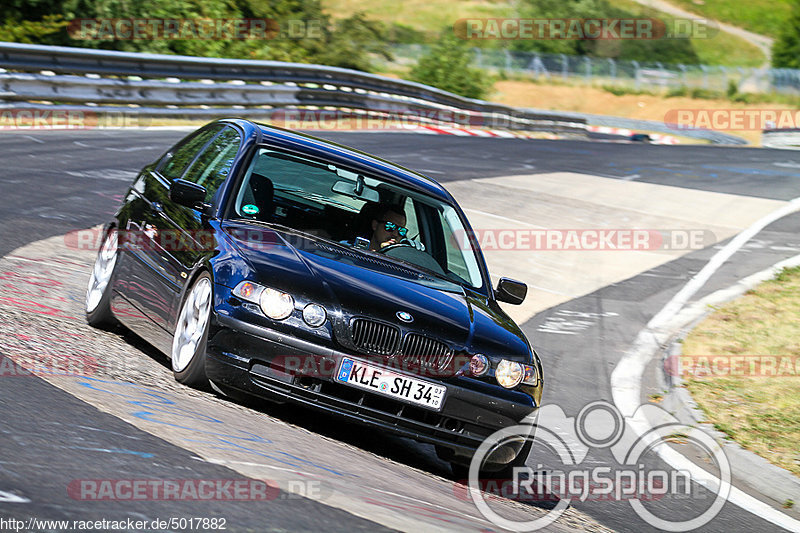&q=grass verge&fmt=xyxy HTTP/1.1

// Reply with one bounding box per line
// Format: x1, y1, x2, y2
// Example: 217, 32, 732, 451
322, 0, 765, 67
681, 265, 800, 477
667, 0, 791, 39
612, 0, 766, 67
488, 79, 791, 145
